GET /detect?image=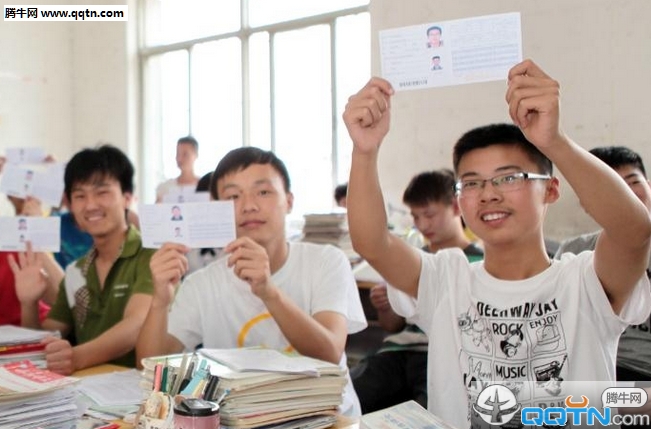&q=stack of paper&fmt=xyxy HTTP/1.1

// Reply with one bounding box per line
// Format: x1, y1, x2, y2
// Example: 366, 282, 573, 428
0, 360, 80, 429
0, 325, 60, 367
301, 212, 359, 263
141, 348, 348, 429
